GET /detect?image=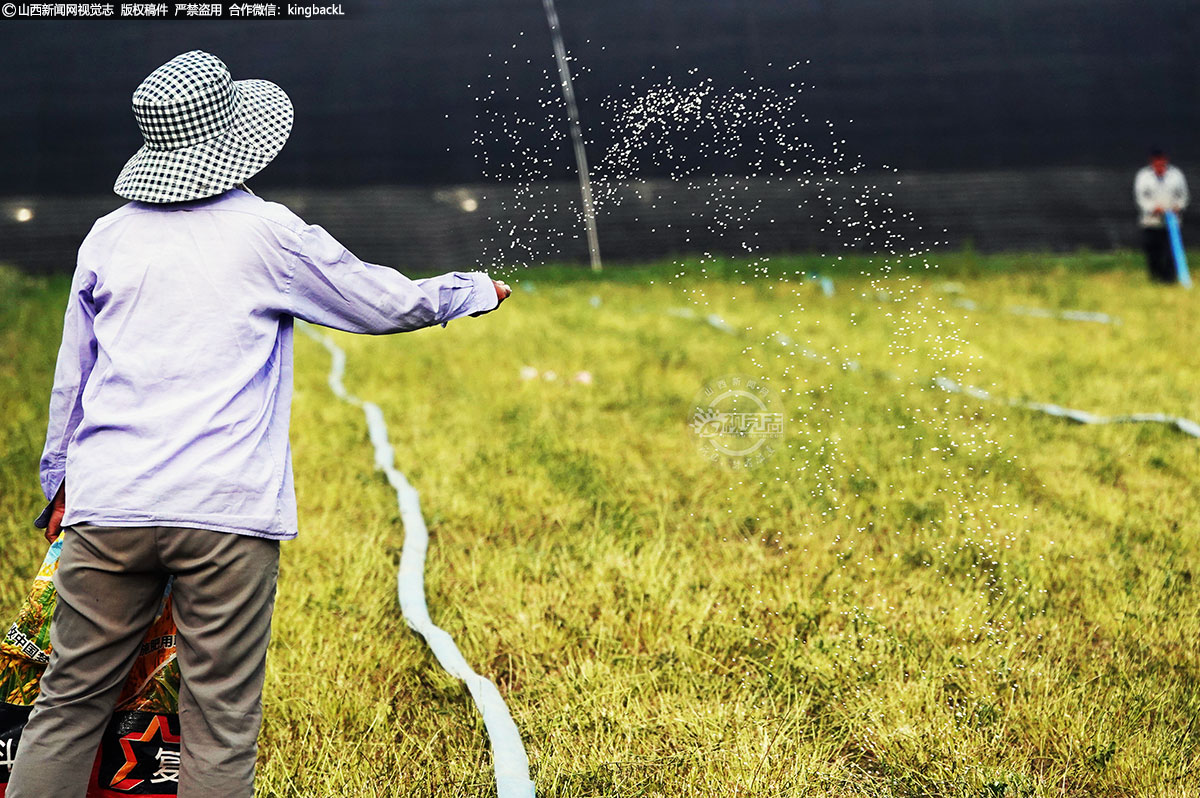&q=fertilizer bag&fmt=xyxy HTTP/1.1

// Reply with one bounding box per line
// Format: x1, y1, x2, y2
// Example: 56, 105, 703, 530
0, 538, 181, 796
